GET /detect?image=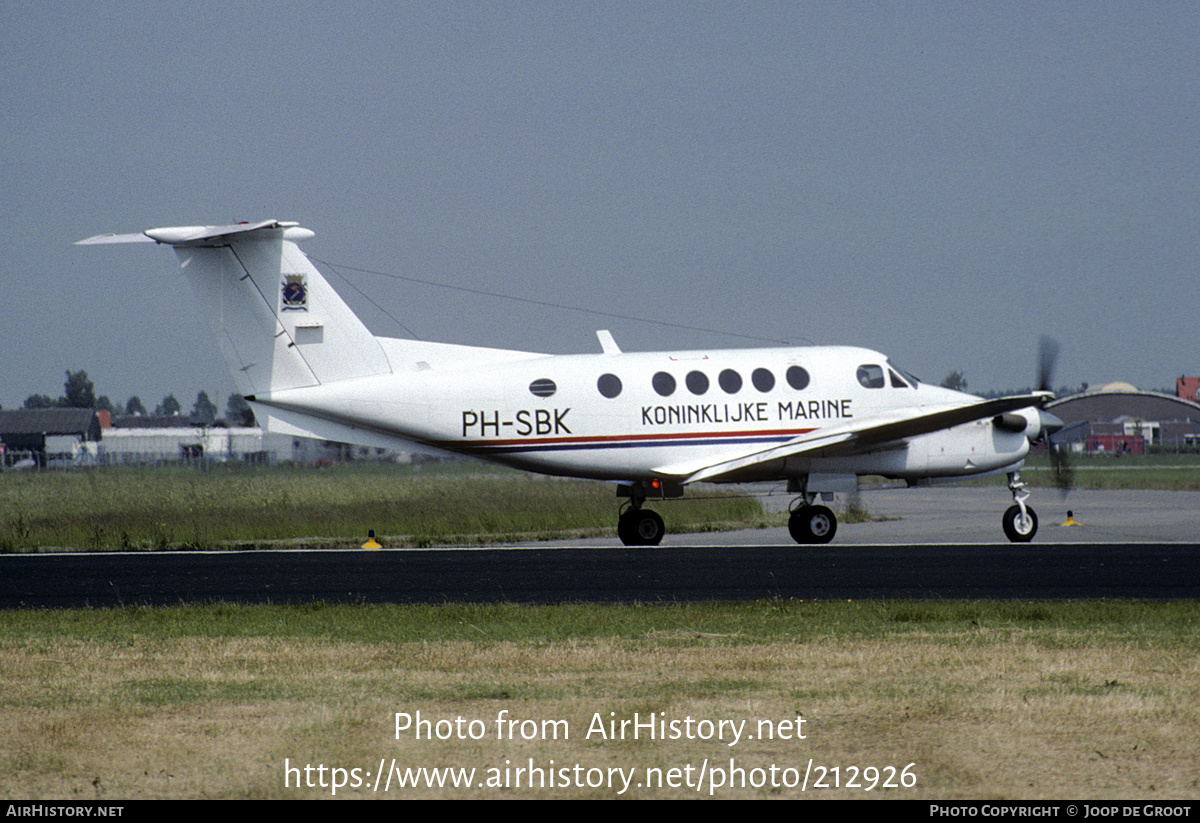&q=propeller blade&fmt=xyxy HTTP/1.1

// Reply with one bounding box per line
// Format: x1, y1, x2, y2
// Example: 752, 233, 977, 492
1037, 335, 1060, 393
1033, 339, 1070, 493
1049, 441, 1074, 495
1036, 409, 1072, 495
